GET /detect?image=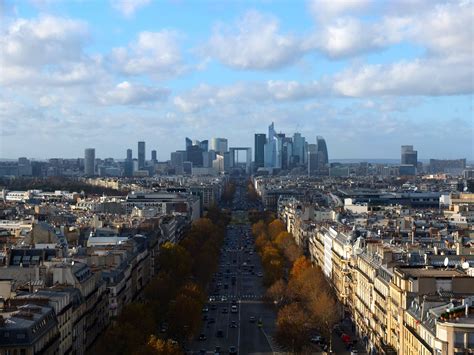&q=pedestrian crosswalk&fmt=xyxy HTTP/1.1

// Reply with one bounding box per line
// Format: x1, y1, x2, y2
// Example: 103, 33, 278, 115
209, 294, 264, 302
